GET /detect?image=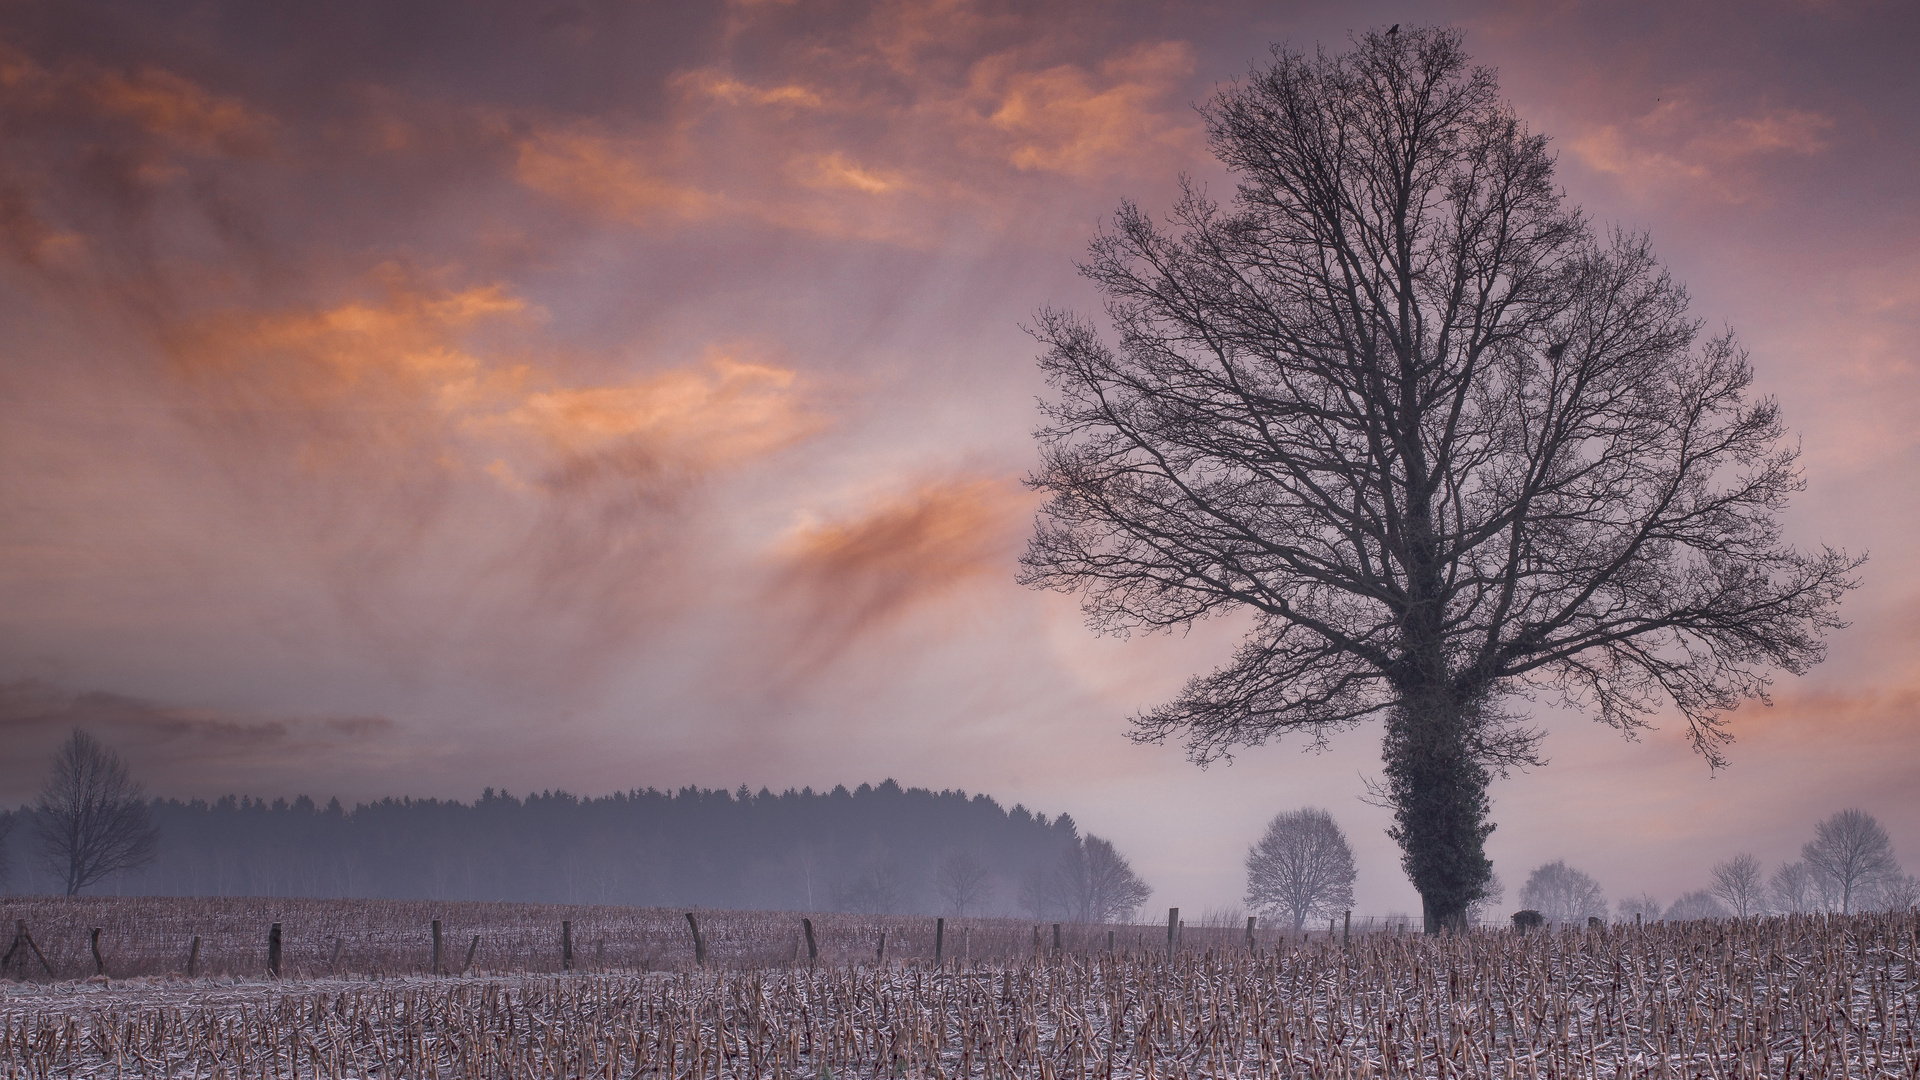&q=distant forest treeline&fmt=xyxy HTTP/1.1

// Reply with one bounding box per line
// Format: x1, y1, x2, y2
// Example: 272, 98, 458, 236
1, 780, 1085, 915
